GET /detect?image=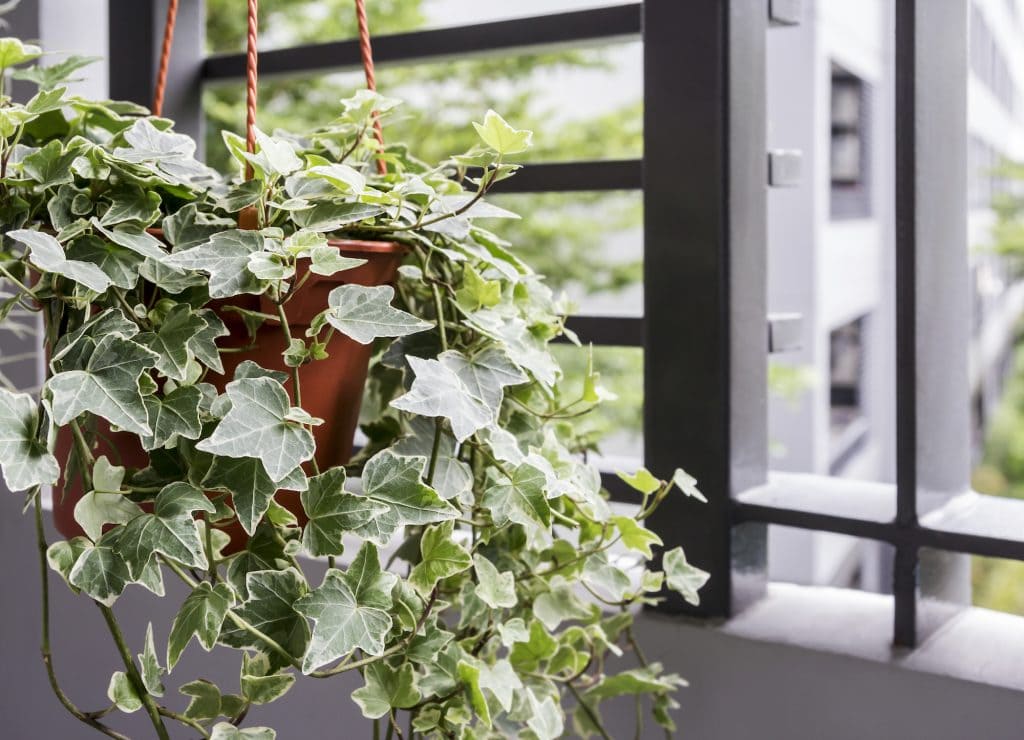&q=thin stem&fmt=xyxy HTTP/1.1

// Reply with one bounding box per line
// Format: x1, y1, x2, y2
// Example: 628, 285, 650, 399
567, 681, 612, 740
275, 301, 303, 409
426, 418, 443, 486
33, 495, 129, 740
158, 705, 211, 738
97, 604, 171, 740
204, 514, 218, 583
430, 283, 448, 352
